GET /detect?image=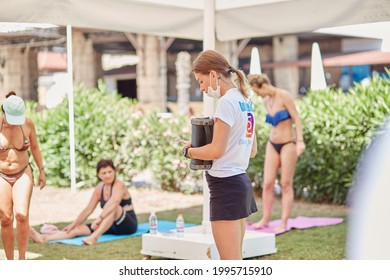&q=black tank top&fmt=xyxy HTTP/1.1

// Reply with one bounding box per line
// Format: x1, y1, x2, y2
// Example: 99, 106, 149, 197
99, 182, 132, 208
